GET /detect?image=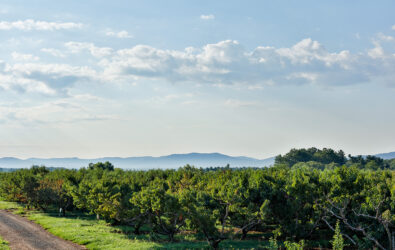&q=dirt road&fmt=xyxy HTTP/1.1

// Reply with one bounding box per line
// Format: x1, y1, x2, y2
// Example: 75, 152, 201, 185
0, 210, 85, 250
